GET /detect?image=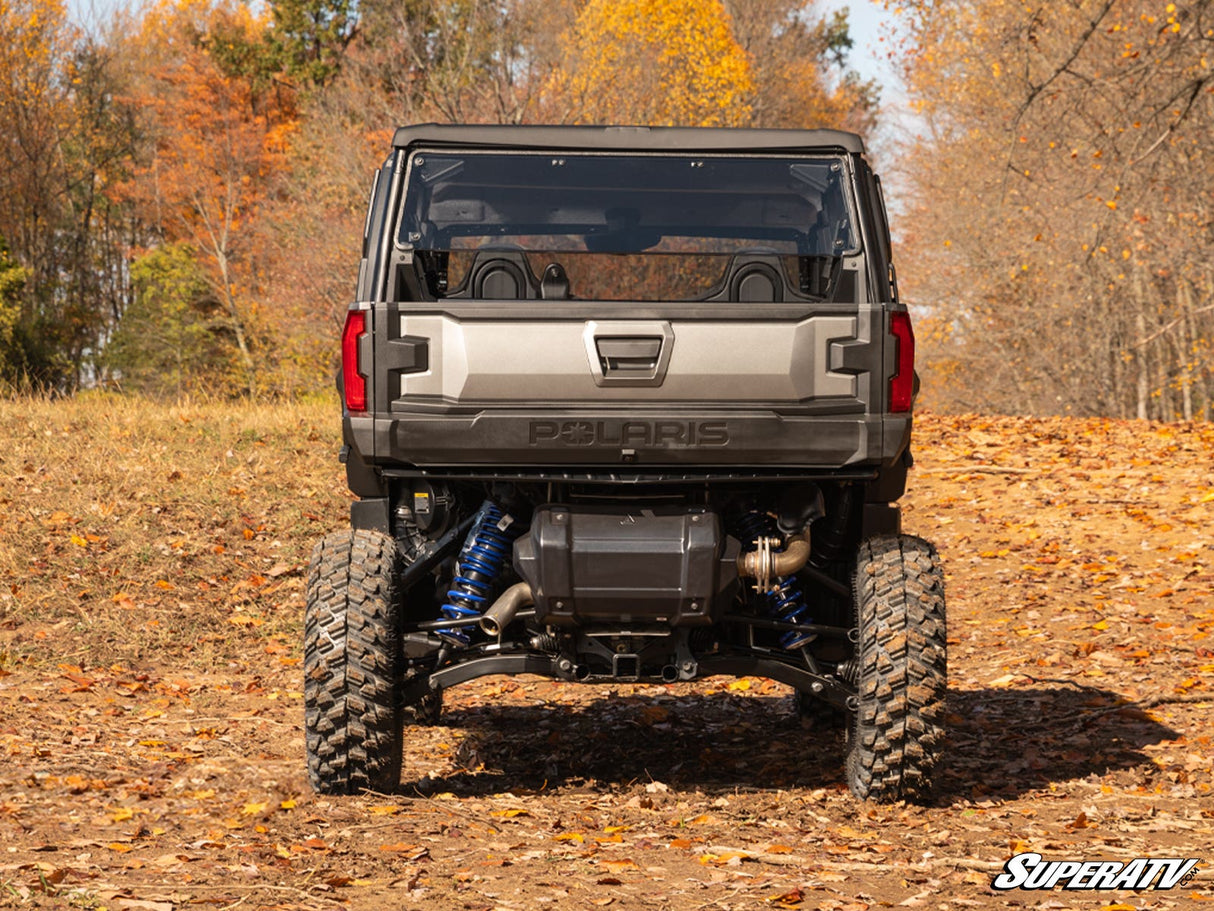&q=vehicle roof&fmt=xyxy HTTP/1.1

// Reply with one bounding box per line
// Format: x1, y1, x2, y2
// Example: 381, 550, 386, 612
392, 123, 866, 156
